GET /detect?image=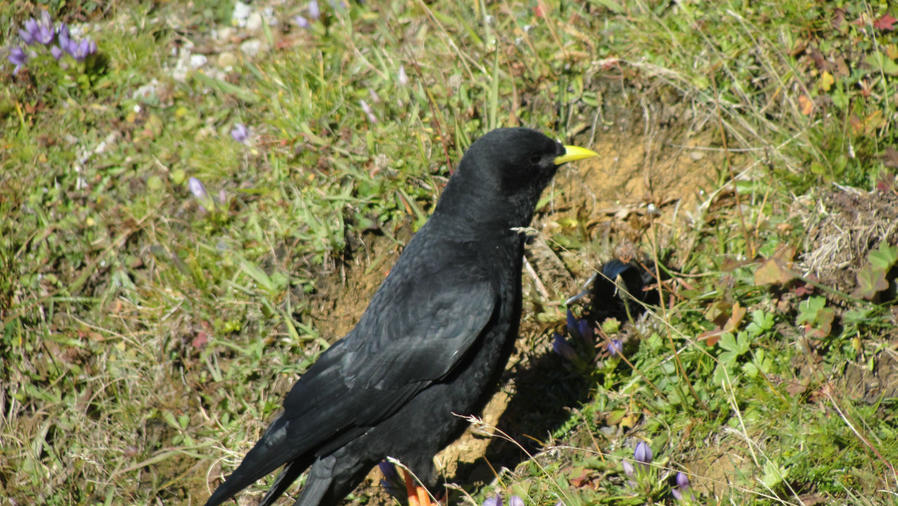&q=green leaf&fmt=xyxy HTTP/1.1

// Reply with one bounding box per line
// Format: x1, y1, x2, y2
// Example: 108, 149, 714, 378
866, 51, 898, 76
853, 263, 889, 300
761, 460, 787, 489
797, 296, 826, 324
868, 242, 898, 271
